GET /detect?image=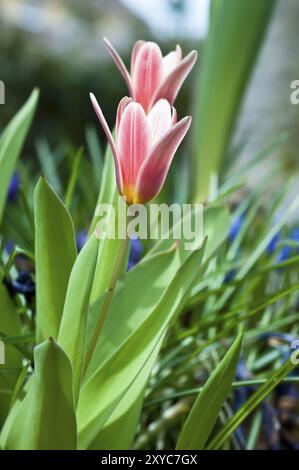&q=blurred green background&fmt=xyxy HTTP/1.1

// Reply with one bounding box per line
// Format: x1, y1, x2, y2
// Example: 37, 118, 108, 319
0, 0, 202, 148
